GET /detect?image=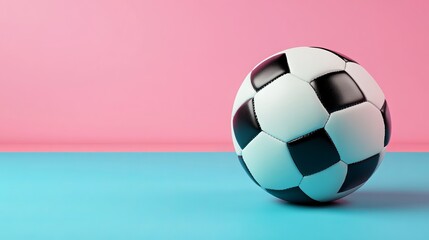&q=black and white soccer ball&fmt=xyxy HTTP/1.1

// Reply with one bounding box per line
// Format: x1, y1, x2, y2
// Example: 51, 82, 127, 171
231, 47, 392, 204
